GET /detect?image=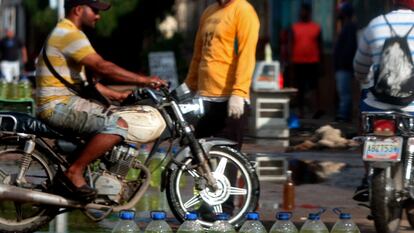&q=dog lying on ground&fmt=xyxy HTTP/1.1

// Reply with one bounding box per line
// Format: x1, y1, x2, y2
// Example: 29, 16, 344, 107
286, 125, 358, 152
